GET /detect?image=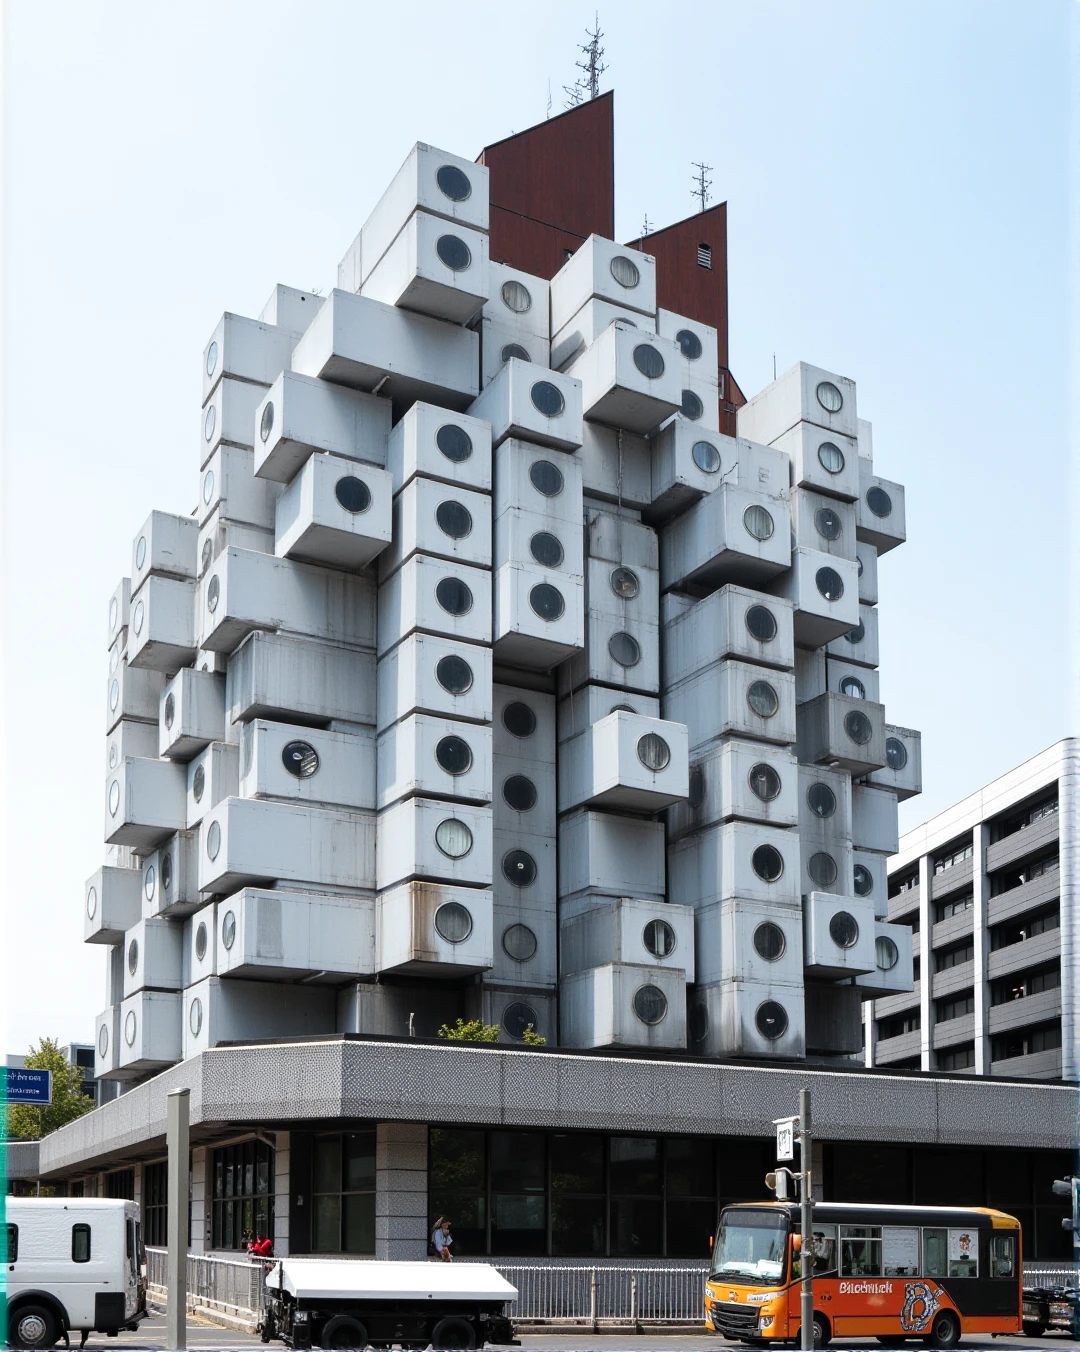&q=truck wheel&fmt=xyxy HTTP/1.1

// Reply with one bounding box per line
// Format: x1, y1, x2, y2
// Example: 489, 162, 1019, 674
320, 1314, 368, 1349
1022, 1323, 1044, 1337
10, 1305, 59, 1349
925, 1311, 960, 1349
431, 1316, 477, 1349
